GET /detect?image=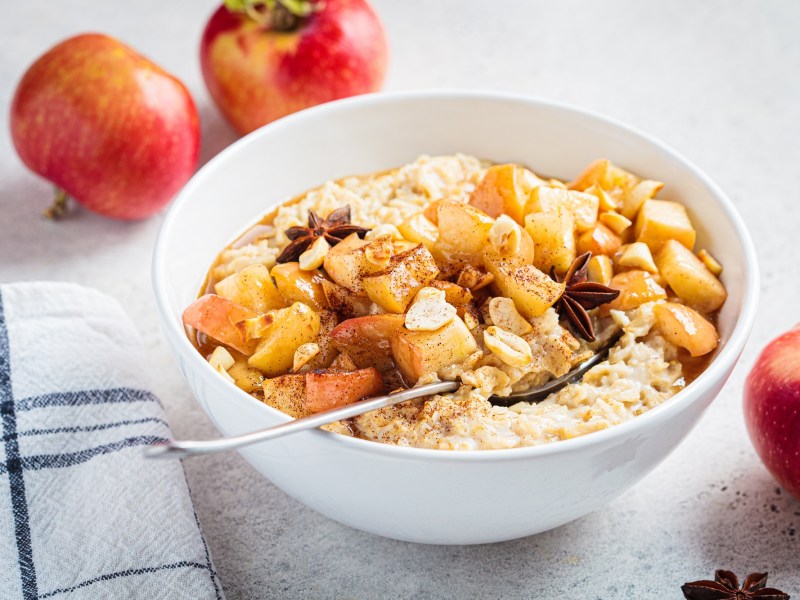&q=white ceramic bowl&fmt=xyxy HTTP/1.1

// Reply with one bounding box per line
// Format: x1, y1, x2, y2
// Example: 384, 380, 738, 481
153, 91, 758, 545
